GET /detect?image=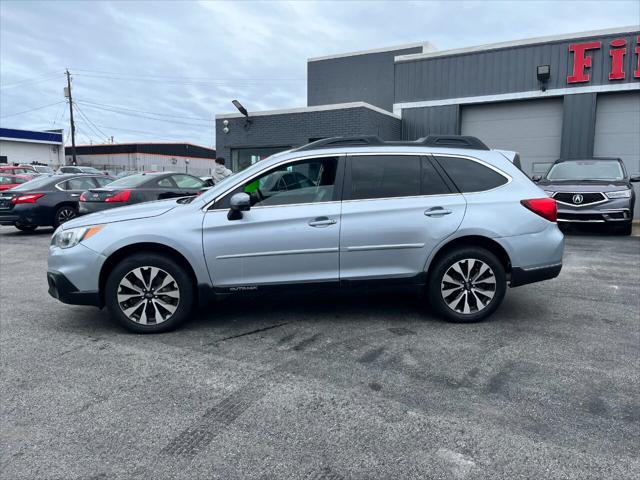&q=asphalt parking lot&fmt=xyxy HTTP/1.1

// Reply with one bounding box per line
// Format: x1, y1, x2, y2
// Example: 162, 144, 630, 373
1, 227, 639, 480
